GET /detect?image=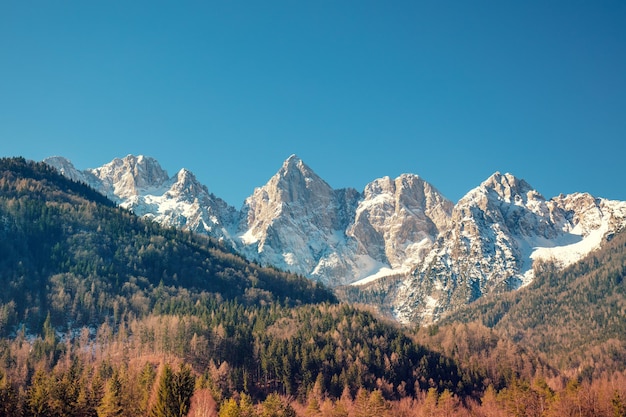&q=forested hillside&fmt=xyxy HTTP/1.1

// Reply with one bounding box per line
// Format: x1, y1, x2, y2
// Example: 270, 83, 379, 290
1, 157, 625, 417
438, 224, 626, 379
